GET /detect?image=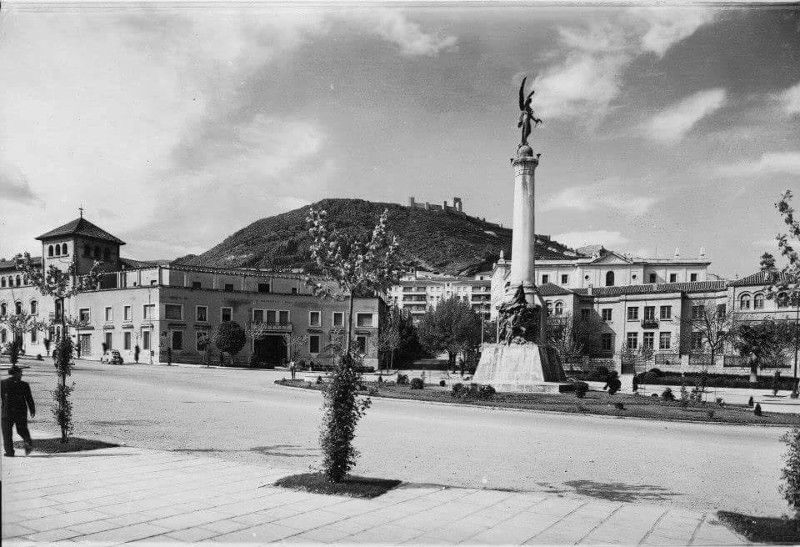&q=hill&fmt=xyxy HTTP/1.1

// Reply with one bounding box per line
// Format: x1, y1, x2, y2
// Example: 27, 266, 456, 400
176, 198, 581, 276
